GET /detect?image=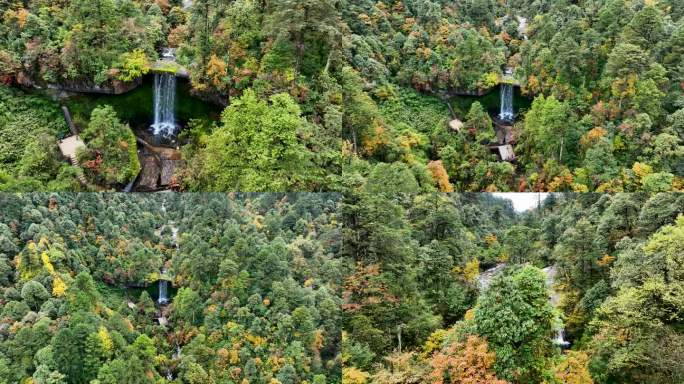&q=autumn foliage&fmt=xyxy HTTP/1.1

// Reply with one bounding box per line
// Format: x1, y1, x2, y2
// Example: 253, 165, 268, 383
428, 160, 455, 192
429, 335, 509, 384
